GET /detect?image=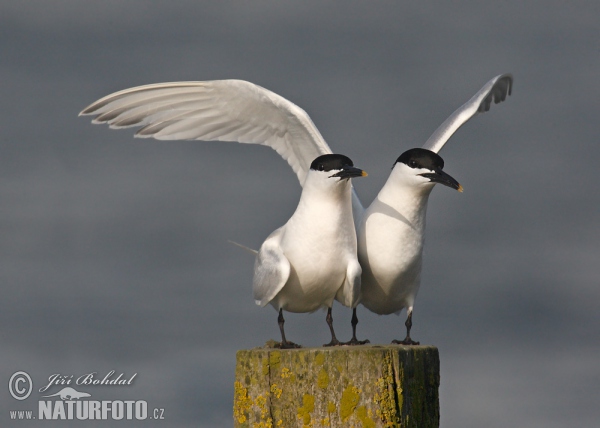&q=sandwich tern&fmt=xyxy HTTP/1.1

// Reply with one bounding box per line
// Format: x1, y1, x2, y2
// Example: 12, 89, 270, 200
80, 73, 512, 344
253, 154, 366, 348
